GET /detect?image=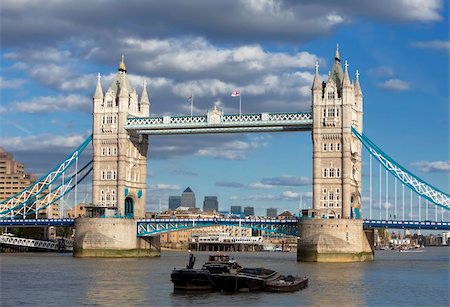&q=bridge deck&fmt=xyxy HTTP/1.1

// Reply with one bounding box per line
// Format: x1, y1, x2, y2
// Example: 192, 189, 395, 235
125, 112, 313, 135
